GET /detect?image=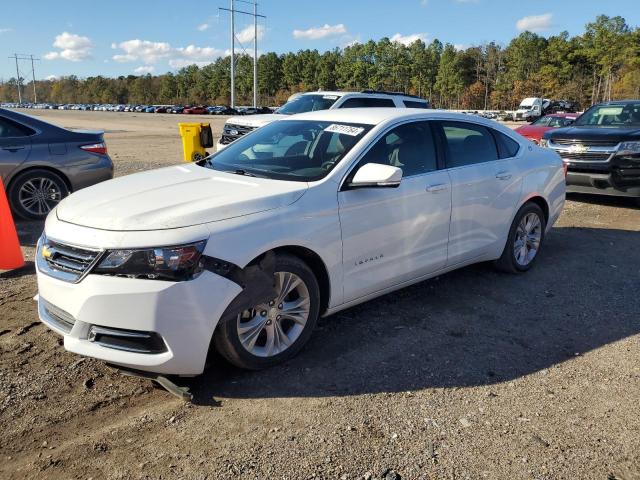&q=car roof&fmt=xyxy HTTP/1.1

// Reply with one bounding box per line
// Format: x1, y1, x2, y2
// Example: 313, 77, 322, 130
546, 113, 579, 118
281, 107, 498, 126
599, 99, 640, 106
